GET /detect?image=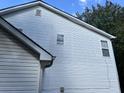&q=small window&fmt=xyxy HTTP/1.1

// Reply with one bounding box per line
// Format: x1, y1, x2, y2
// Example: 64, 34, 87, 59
102, 49, 110, 56
35, 9, 41, 16
101, 40, 110, 57
57, 34, 64, 45
101, 41, 108, 49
